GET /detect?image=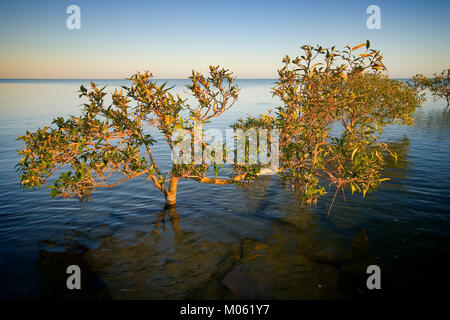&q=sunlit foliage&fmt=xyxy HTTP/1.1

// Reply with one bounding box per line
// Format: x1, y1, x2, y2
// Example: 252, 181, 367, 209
17, 42, 424, 209
233, 42, 424, 209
